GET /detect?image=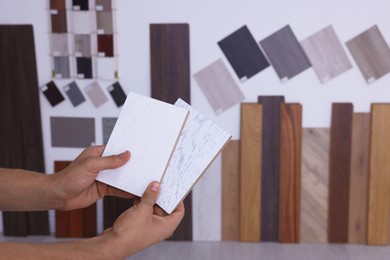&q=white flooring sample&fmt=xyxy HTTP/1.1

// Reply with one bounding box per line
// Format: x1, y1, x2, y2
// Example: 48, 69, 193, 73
157, 99, 231, 213
192, 155, 222, 241
96, 92, 189, 197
